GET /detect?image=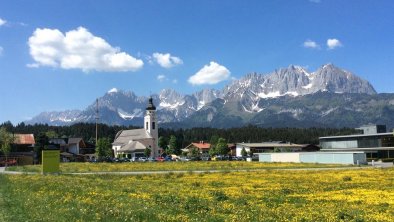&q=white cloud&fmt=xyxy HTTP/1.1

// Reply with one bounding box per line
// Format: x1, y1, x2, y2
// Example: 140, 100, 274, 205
172, 79, 178, 84
157, 74, 166, 82
26, 63, 39, 68
327, 38, 342, 50
28, 27, 144, 72
108, 88, 118, 93
188, 61, 230, 85
152, 52, 183, 68
0, 18, 6, 26
303, 39, 320, 49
